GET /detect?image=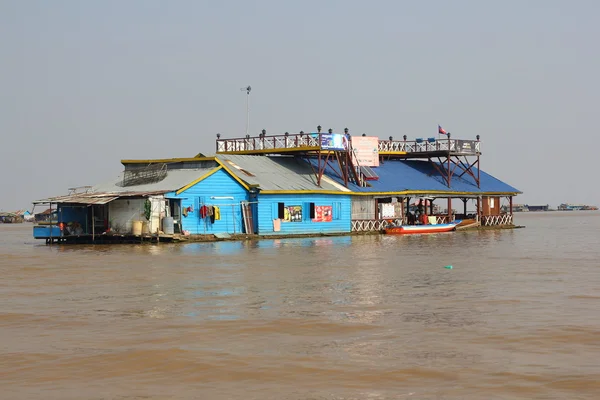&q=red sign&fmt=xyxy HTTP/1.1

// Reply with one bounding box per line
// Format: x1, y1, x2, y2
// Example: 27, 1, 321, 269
312, 205, 332, 222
